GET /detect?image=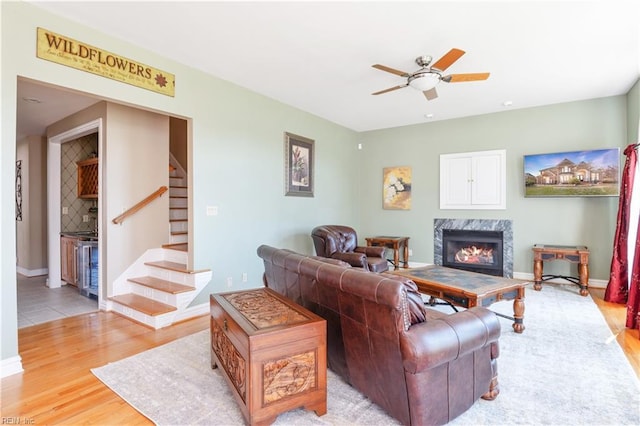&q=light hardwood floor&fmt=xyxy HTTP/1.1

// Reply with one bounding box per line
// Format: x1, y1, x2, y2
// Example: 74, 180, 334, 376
1, 312, 208, 425
1, 289, 638, 424
589, 288, 640, 376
